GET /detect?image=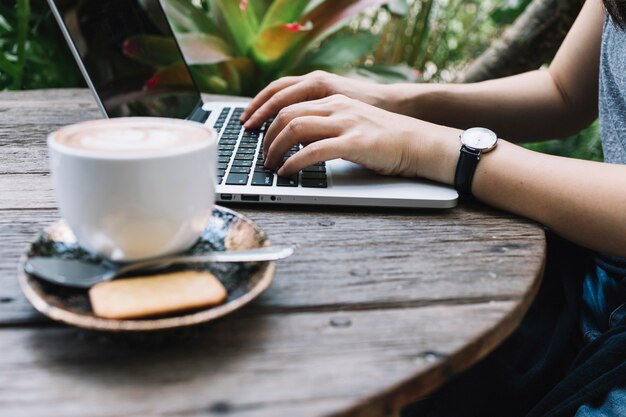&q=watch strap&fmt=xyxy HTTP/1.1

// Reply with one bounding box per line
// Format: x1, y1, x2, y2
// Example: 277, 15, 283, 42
454, 145, 481, 200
